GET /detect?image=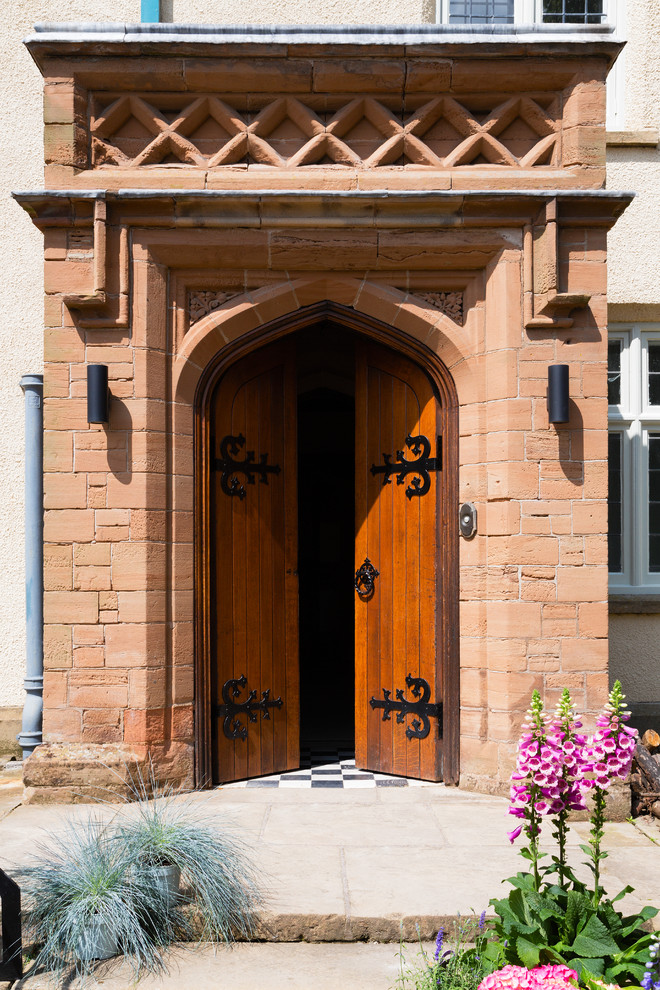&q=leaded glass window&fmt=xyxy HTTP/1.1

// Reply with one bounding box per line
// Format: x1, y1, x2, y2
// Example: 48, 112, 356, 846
609, 327, 660, 589
608, 433, 622, 573
608, 340, 621, 406
648, 344, 660, 406
650, 434, 660, 572
448, 0, 514, 23
542, 0, 605, 23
